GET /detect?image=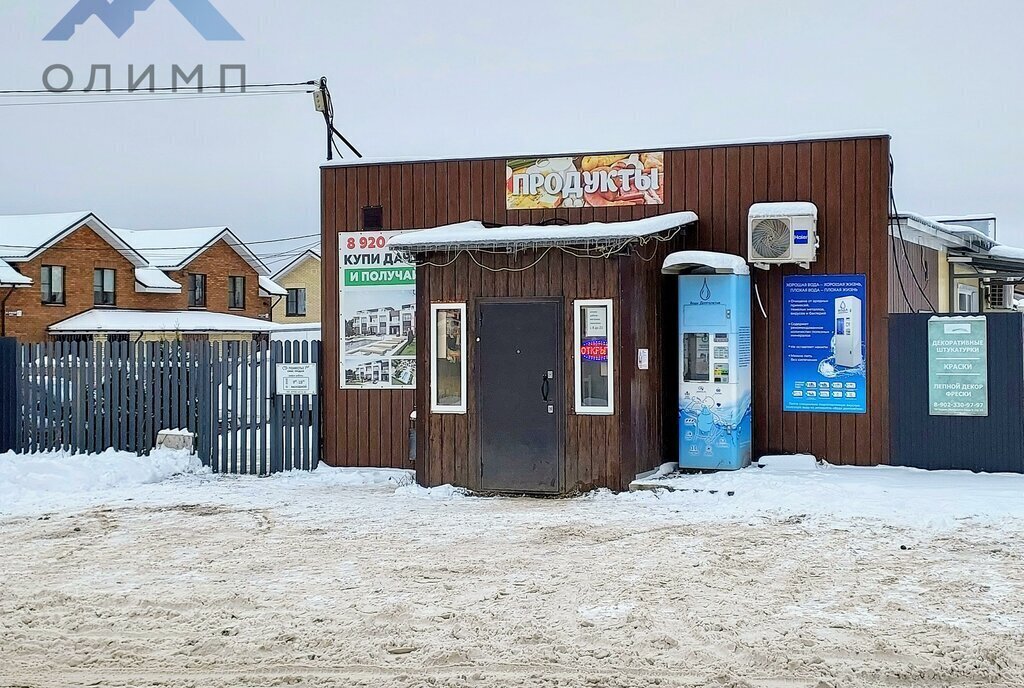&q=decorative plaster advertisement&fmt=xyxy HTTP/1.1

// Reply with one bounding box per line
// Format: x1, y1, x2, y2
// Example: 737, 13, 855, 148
927, 316, 988, 417
339, 231, 416, 389
506, 152, 665, 209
